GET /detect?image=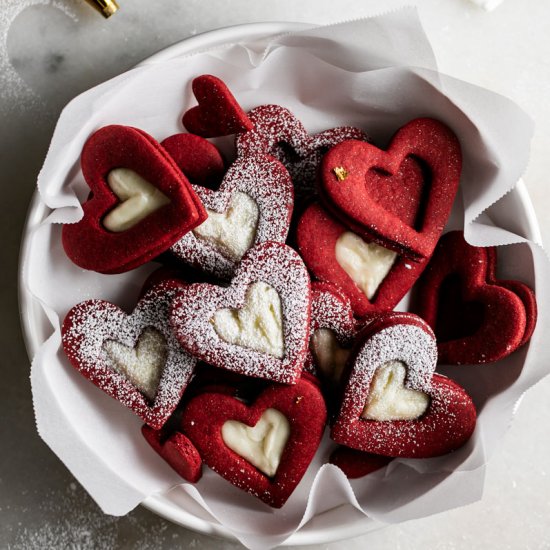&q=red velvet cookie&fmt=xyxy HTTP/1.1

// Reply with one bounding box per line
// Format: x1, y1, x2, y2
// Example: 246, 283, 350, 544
331, 312, 476, 458
170, 154, 294, 280
236, 104, 369, 198
170, 242, 311, 385
182, 75, 253, 137
413, 230, 535, 364
161, 132, 226, 189
180, 376, 327, 508
297, 203, 427, 316
62, 280, 197, 429
305, 282, 358, 382
320, 118, 461, 260
329, 447, 392, 479
142, 425, 202, 483
62, 125, 206, 274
